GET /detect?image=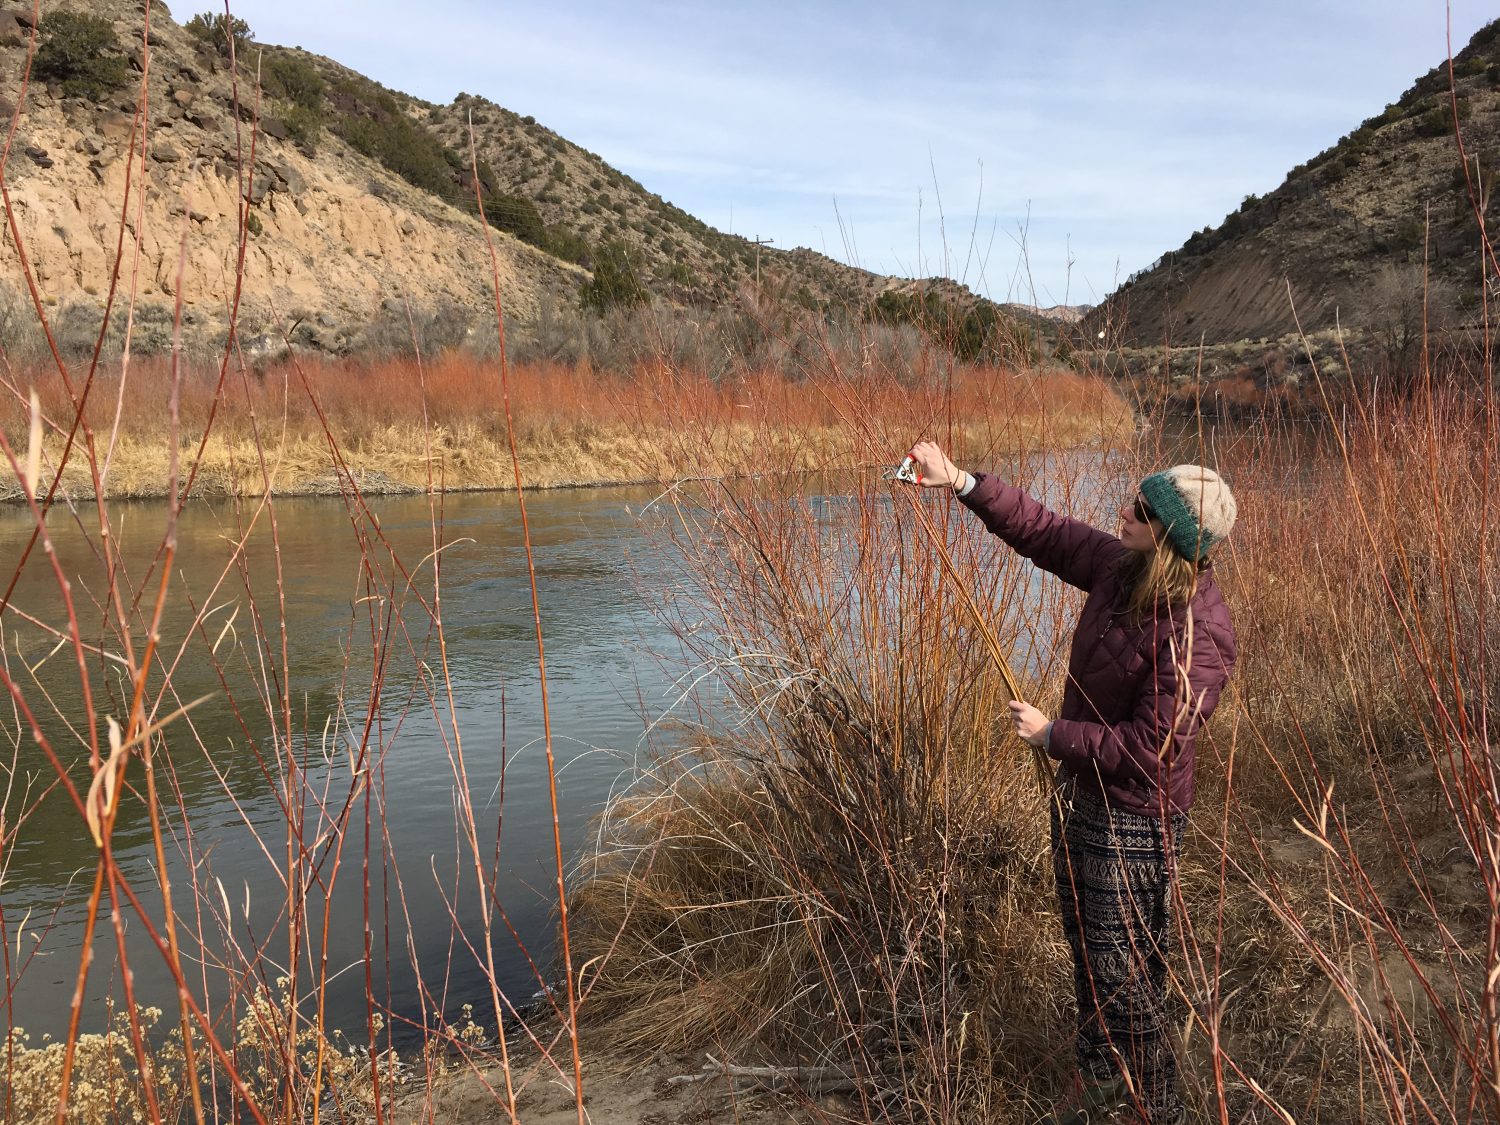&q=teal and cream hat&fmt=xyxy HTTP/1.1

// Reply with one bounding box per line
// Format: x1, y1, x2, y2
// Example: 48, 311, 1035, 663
1138, 465, 1237, 562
